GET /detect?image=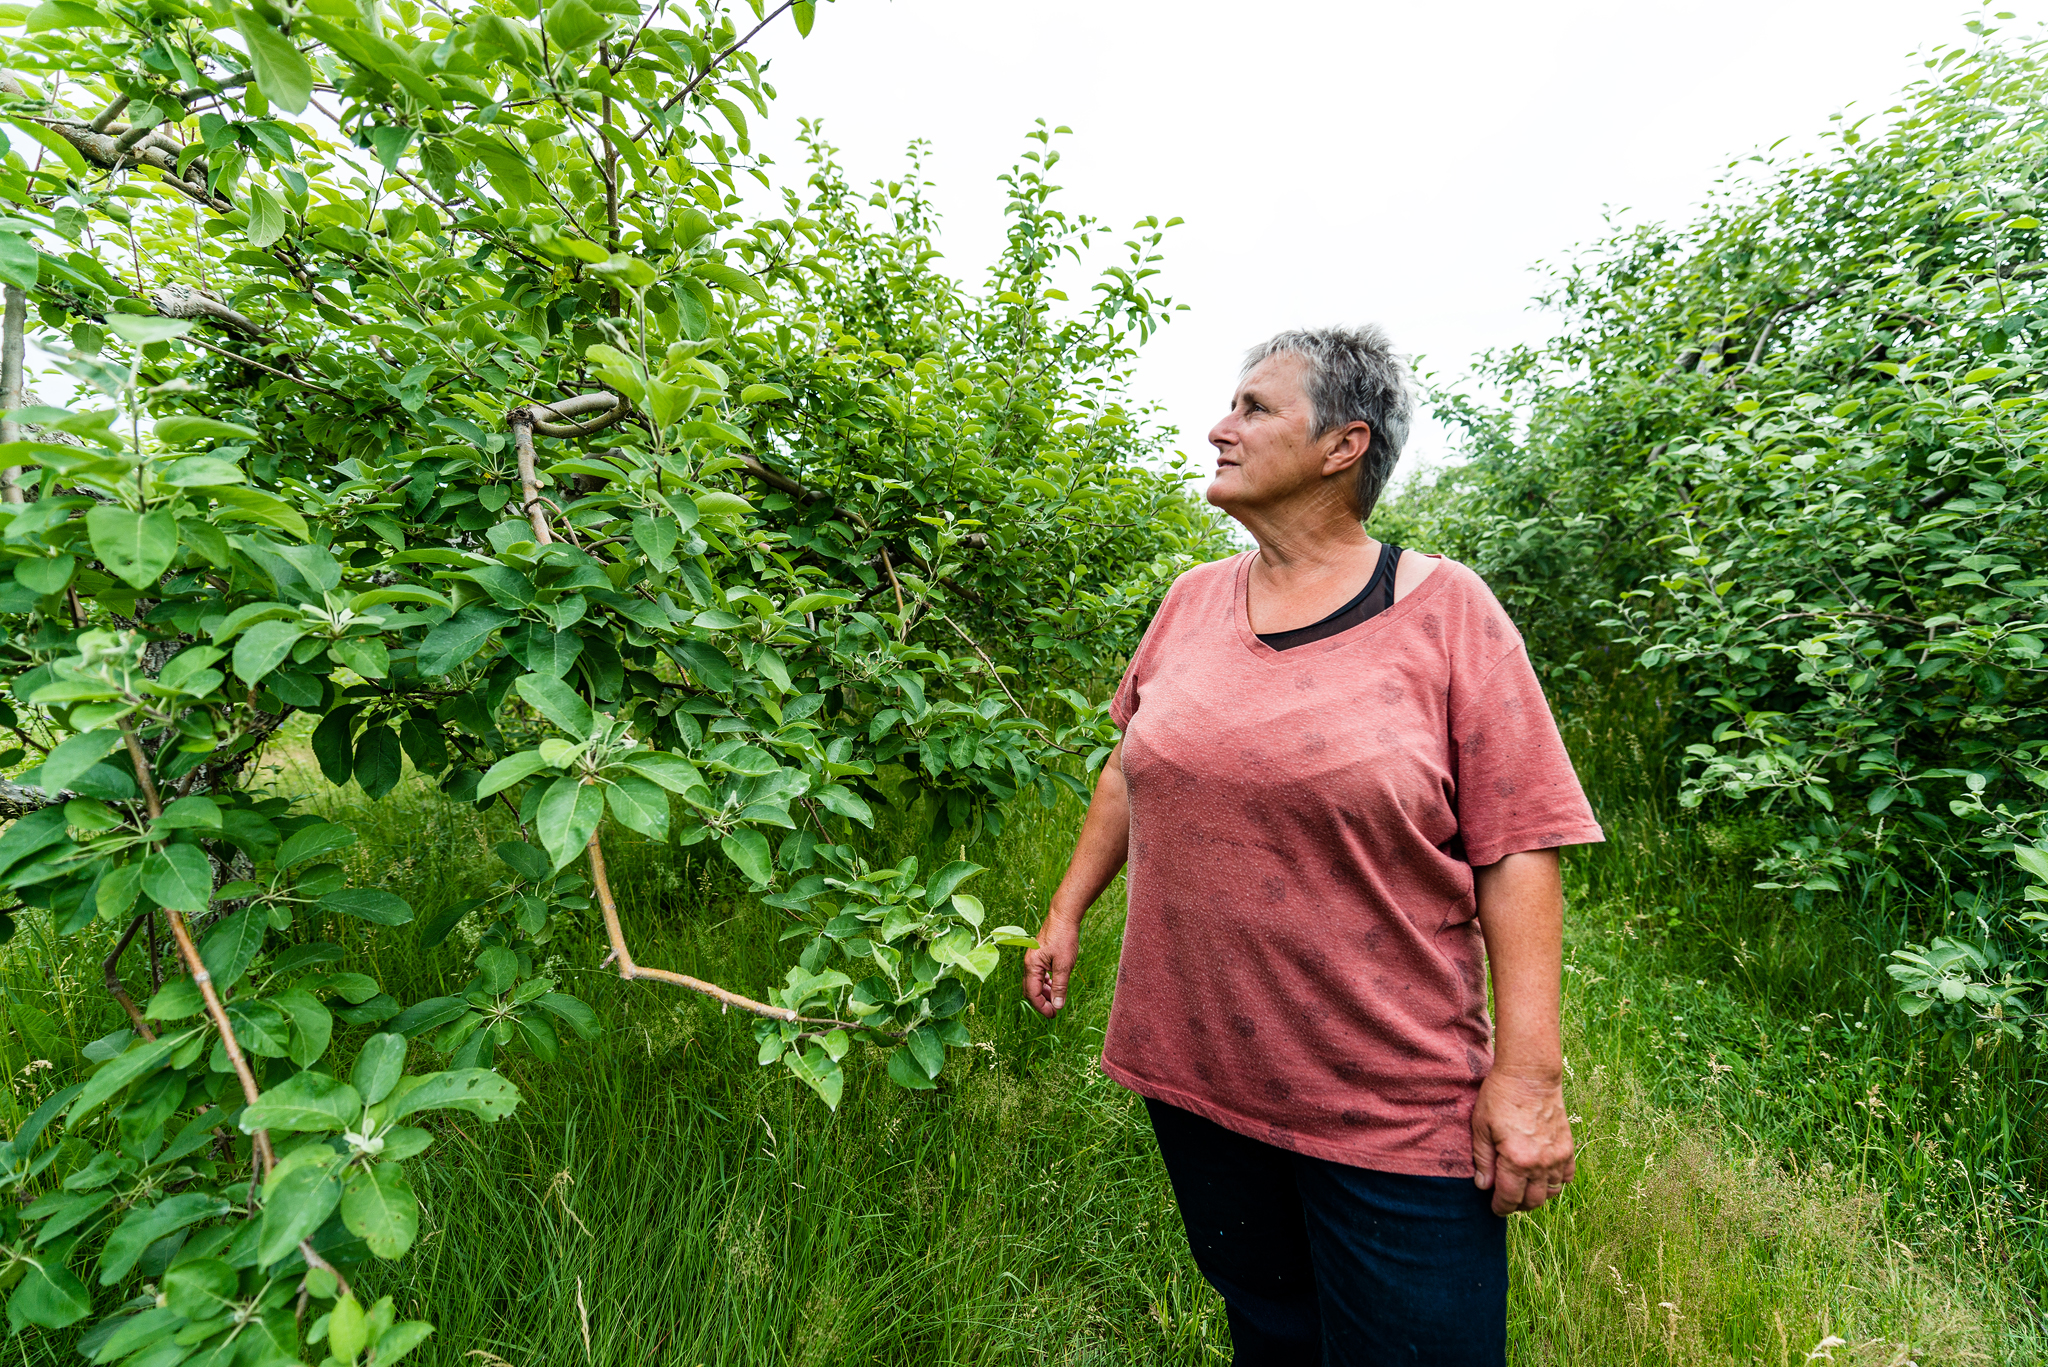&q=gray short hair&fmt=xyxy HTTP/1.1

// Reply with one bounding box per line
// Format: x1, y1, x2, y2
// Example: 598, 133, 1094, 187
1243, 325, 1414, 520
